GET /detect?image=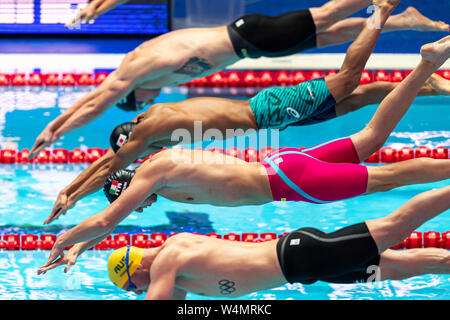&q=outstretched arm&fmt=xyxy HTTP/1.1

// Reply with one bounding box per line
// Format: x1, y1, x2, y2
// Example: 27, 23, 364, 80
29, 46, 173, 159
145, 250, 181, 300
66, 0, 129, 28
43, 148, 116, 224
40, 161, 163, 269
44, 121, 165, 224
29, 70, 134, 159
37, 233, 110, 275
